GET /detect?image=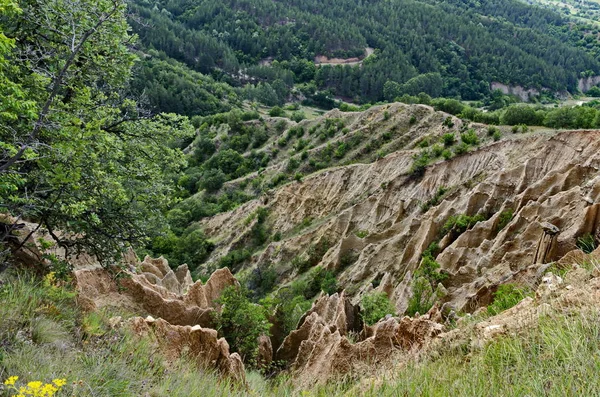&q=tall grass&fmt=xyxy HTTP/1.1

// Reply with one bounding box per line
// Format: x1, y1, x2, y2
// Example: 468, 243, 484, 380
342, 312, 600, 396
3, 270, 600, 396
